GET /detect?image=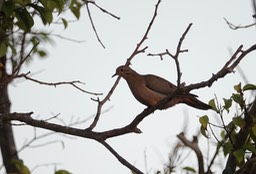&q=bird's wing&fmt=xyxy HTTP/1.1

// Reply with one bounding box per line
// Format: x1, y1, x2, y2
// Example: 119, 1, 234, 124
144, 74, 199, 98
144, 74, 177, 95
